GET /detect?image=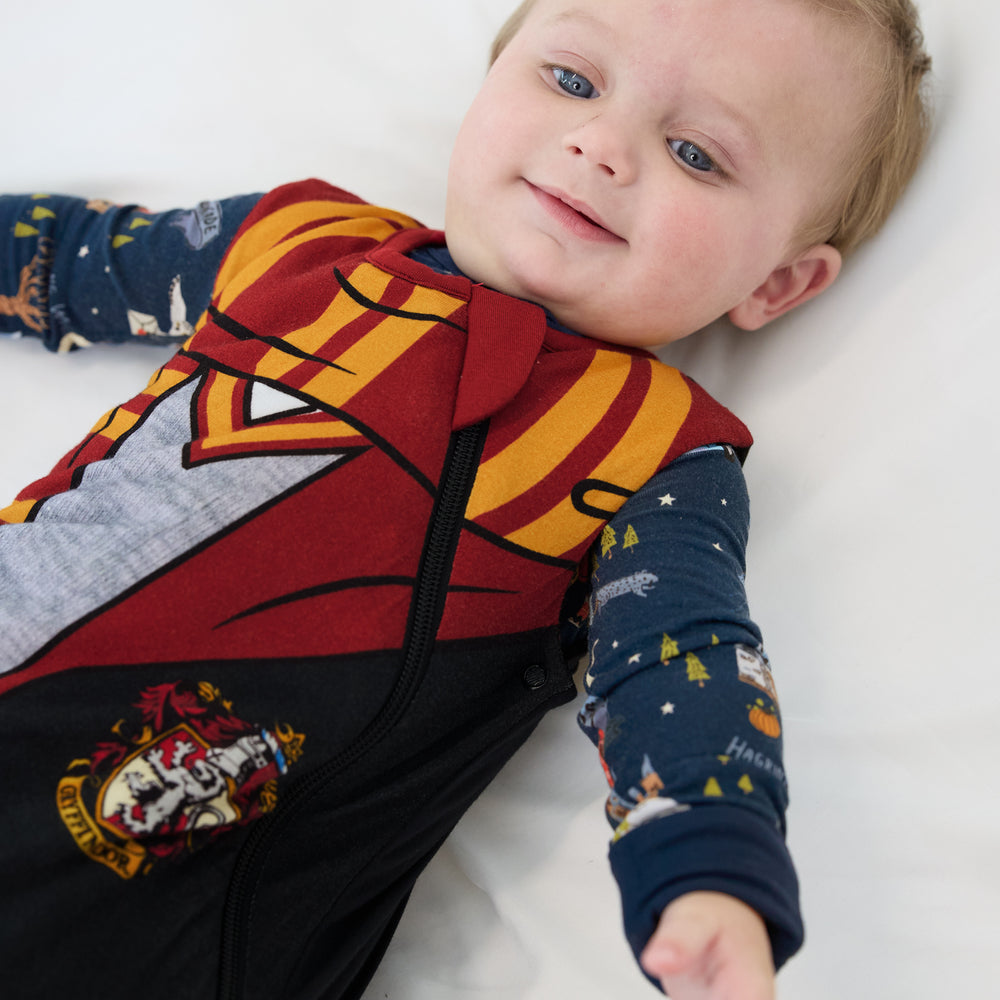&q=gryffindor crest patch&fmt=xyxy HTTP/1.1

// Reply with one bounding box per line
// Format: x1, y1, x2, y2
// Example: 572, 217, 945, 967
56, 681, 304, 878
